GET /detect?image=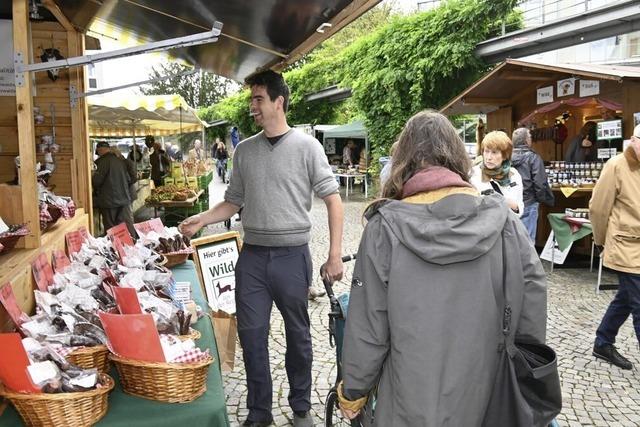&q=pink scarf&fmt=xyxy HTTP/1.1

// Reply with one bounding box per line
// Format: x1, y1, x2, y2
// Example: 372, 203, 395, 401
401, 166, 473, 199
